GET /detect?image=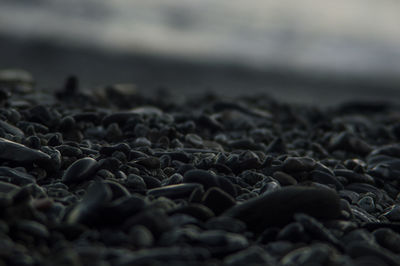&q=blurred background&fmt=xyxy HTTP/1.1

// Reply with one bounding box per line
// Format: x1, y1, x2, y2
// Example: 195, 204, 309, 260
1, 0, 400, 105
